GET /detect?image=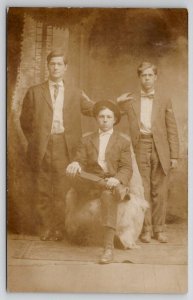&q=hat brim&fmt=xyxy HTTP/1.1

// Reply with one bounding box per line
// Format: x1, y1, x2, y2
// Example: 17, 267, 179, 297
93, 100, 121, 125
